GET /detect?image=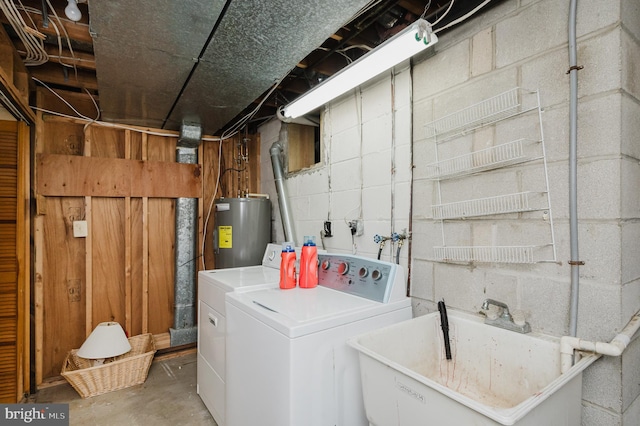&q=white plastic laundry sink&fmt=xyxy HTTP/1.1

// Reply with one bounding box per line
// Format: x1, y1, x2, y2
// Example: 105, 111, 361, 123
348, 309, 598, 426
